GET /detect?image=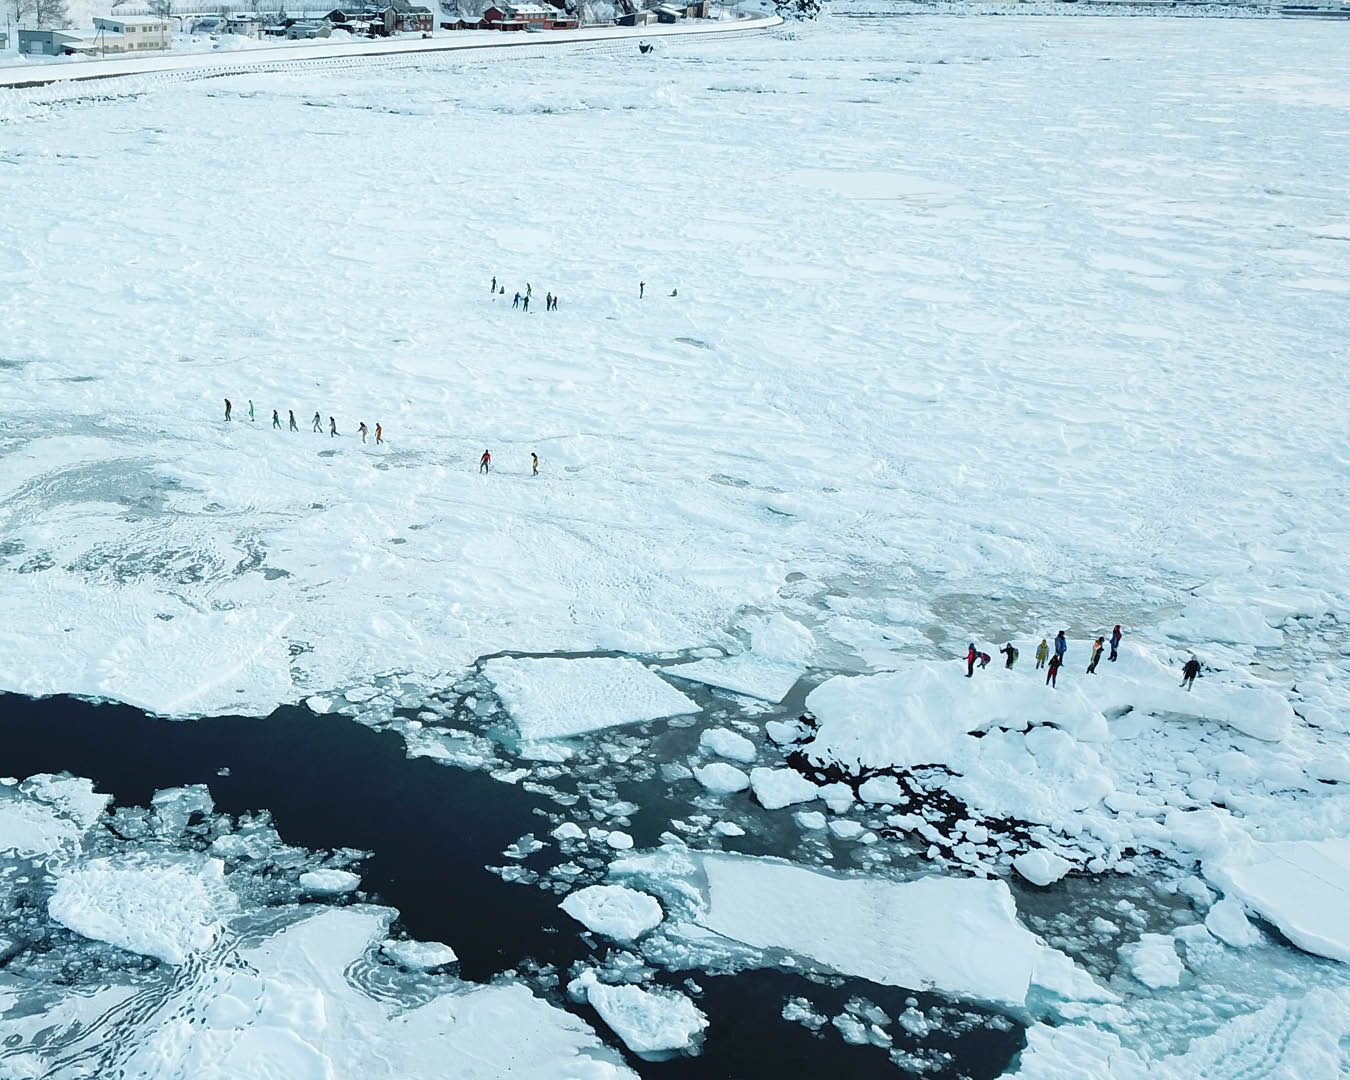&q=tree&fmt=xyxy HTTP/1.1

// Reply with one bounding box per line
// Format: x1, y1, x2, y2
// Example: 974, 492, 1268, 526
147, 0, 173, 17
33, 0, 70, 27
